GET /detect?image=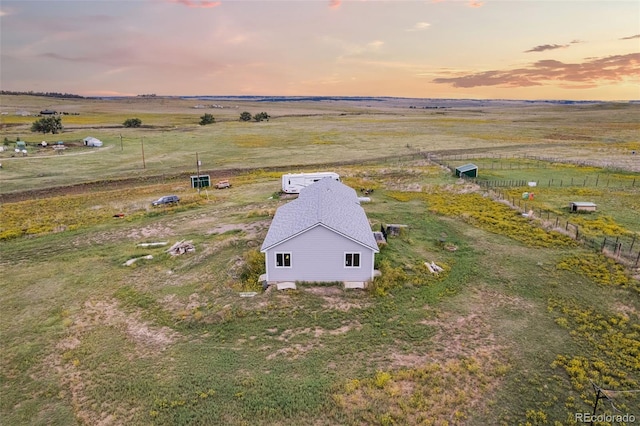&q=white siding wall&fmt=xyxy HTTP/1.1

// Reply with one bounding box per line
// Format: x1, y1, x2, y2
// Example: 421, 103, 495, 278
265, 225, 375, 282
